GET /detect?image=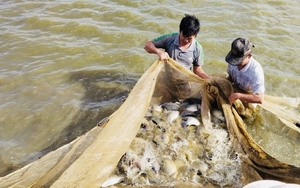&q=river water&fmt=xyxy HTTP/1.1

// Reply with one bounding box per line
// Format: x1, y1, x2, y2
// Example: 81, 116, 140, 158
0, 0, 300, 180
